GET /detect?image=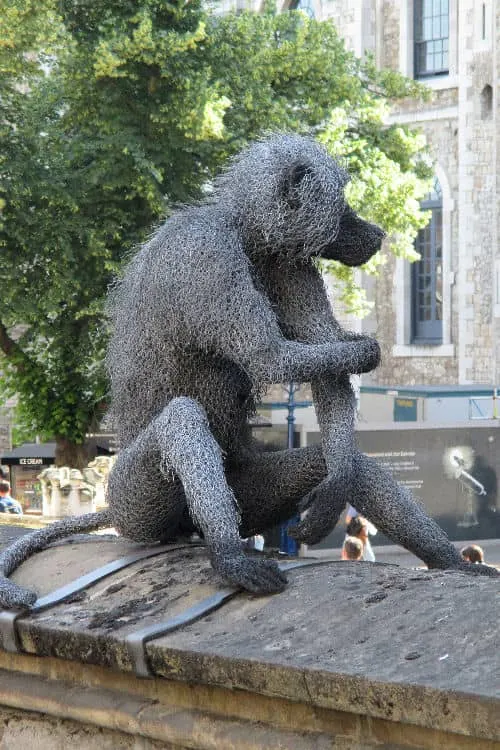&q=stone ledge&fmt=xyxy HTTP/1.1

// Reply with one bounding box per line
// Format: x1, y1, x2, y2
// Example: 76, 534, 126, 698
0, 515, 50, 529
0, 539, 498, 748
0, 654, 498, 750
